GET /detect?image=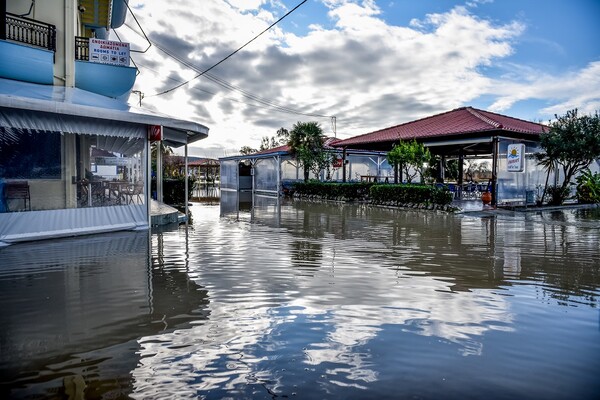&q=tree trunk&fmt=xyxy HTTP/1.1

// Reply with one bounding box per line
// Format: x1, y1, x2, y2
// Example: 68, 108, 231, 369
304, 165, 309, 182
541, 167, 551, 205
